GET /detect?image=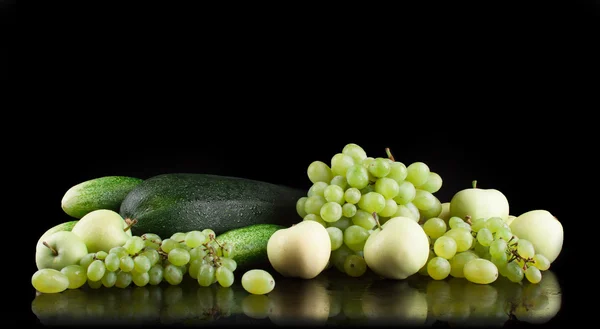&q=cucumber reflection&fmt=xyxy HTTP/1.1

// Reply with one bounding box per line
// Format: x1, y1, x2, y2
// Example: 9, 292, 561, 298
31, 270, 561, 326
